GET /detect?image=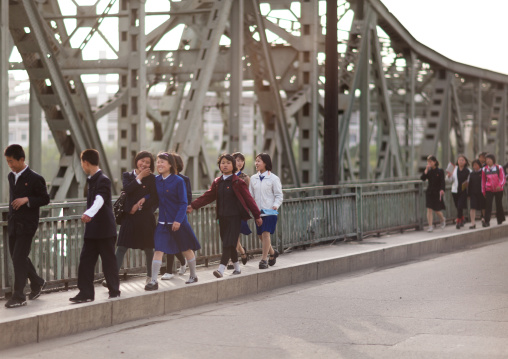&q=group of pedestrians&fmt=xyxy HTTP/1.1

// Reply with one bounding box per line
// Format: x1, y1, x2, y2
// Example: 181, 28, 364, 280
421, 152, 506, 232
3, 144, 283, 308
